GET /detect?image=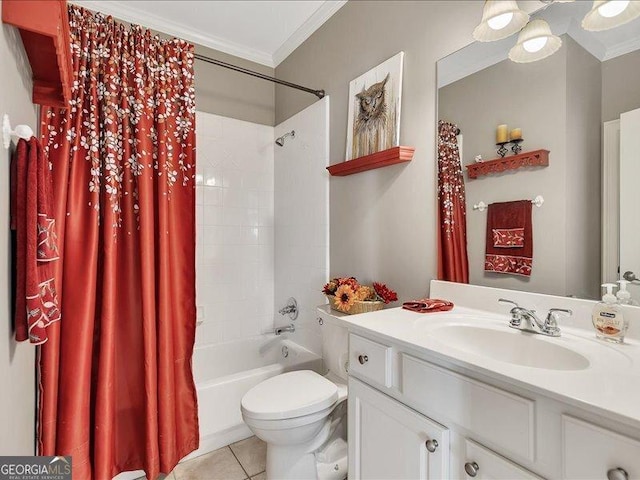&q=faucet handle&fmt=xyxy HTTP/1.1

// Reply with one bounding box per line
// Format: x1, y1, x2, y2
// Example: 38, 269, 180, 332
544, 308, 572, 333
498, 298, 519, 308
